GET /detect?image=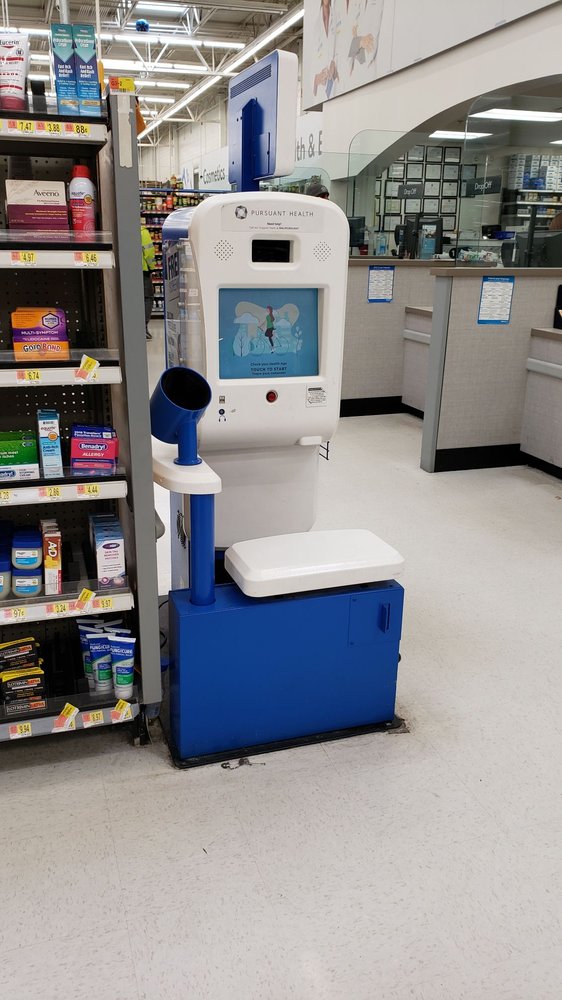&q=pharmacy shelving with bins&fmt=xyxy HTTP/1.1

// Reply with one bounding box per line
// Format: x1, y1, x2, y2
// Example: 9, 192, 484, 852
139, 186, 206, 317
502, 189, 562, 228
0, 96, 161, 745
